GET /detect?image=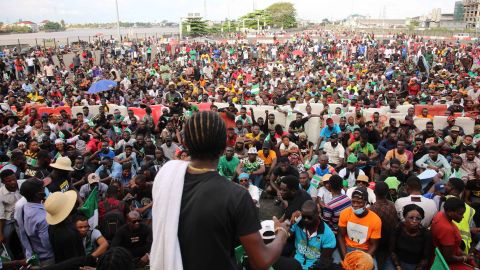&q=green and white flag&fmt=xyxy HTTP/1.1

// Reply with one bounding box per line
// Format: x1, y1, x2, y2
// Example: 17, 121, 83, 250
79, 187, 99, 229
